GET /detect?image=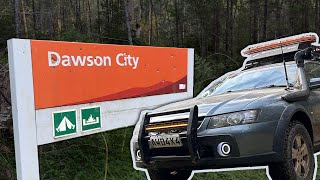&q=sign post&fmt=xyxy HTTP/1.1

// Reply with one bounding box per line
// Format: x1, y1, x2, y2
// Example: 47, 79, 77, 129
8, 38, 194, 179
8, 39, 40, 180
